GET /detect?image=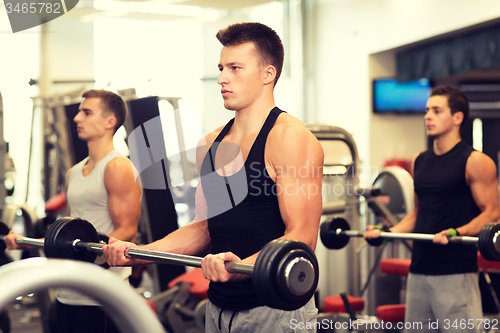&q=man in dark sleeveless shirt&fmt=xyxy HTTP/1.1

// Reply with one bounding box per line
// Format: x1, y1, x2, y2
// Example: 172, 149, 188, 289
366, 86, 499, 333
104, 22, 324, 332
